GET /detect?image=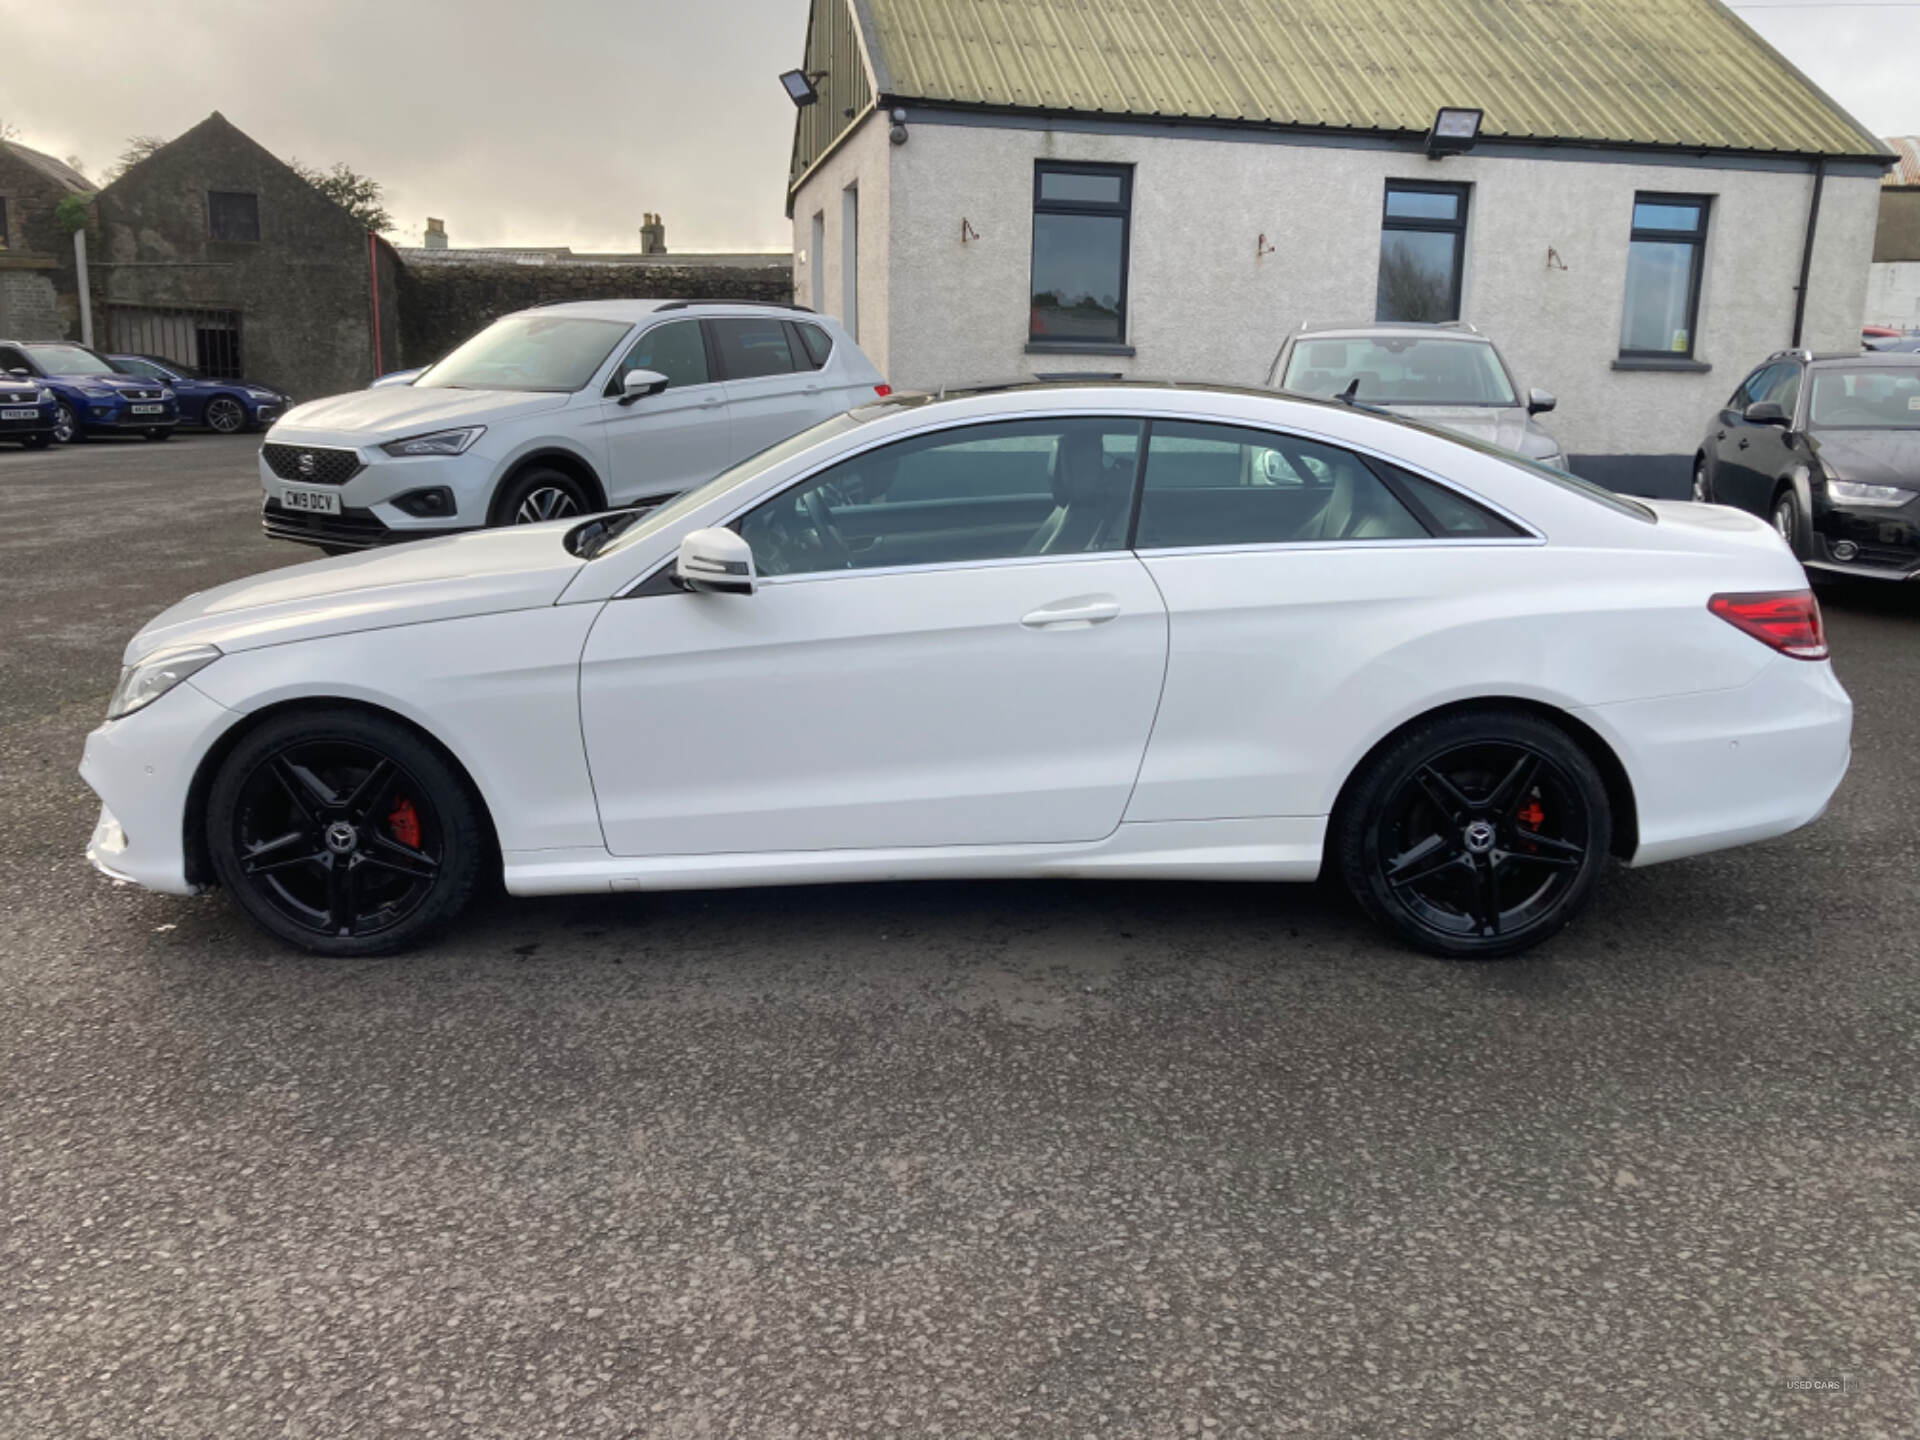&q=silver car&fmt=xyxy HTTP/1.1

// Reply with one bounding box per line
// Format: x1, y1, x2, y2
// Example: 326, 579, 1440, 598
1268, 322, 1564, 467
